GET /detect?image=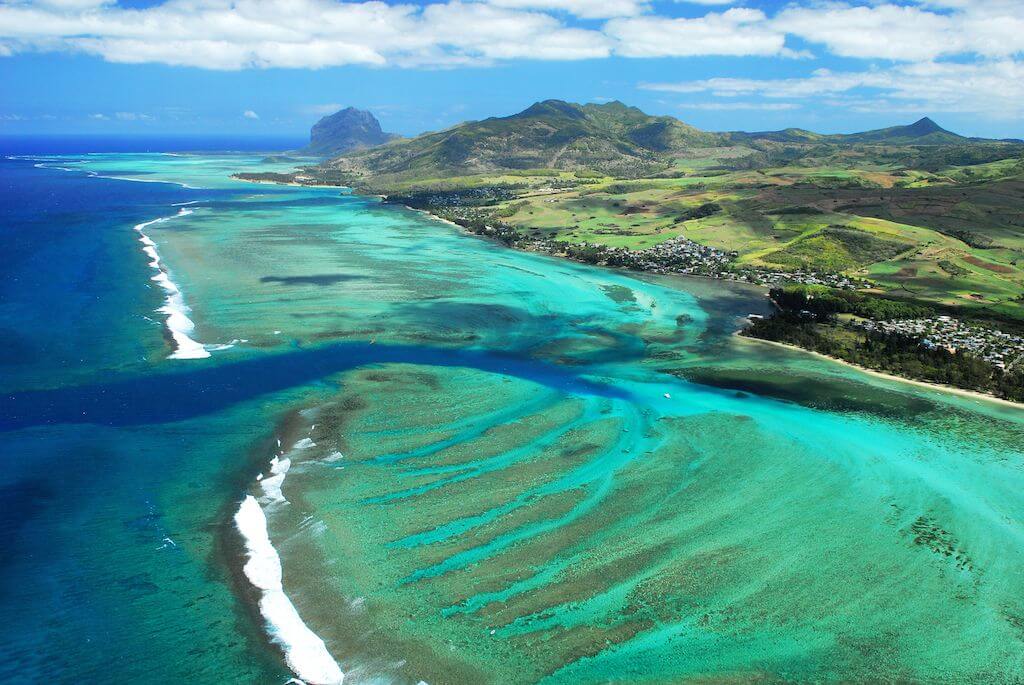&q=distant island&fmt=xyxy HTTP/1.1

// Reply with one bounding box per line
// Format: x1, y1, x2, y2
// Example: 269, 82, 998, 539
302, 106, 399, 156
234, 99, 1024, 401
